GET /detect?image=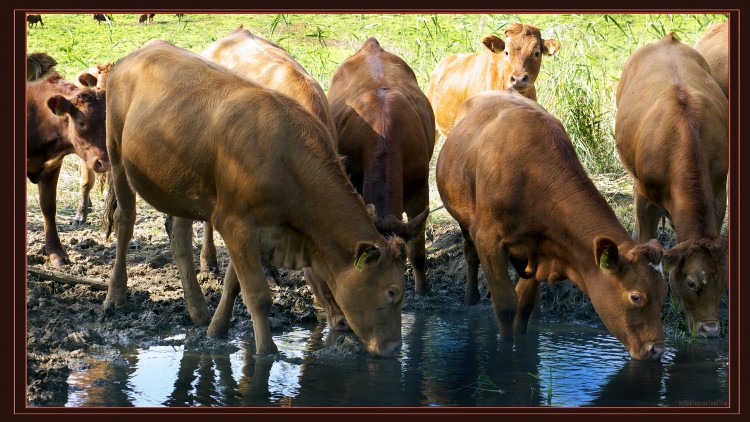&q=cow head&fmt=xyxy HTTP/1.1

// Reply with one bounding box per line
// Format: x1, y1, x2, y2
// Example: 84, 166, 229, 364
664, 237, 728, 338
588, 237, 667, 361
482, 23, 560, 99
47, 89, 110, 173
333, 237, 408, 357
